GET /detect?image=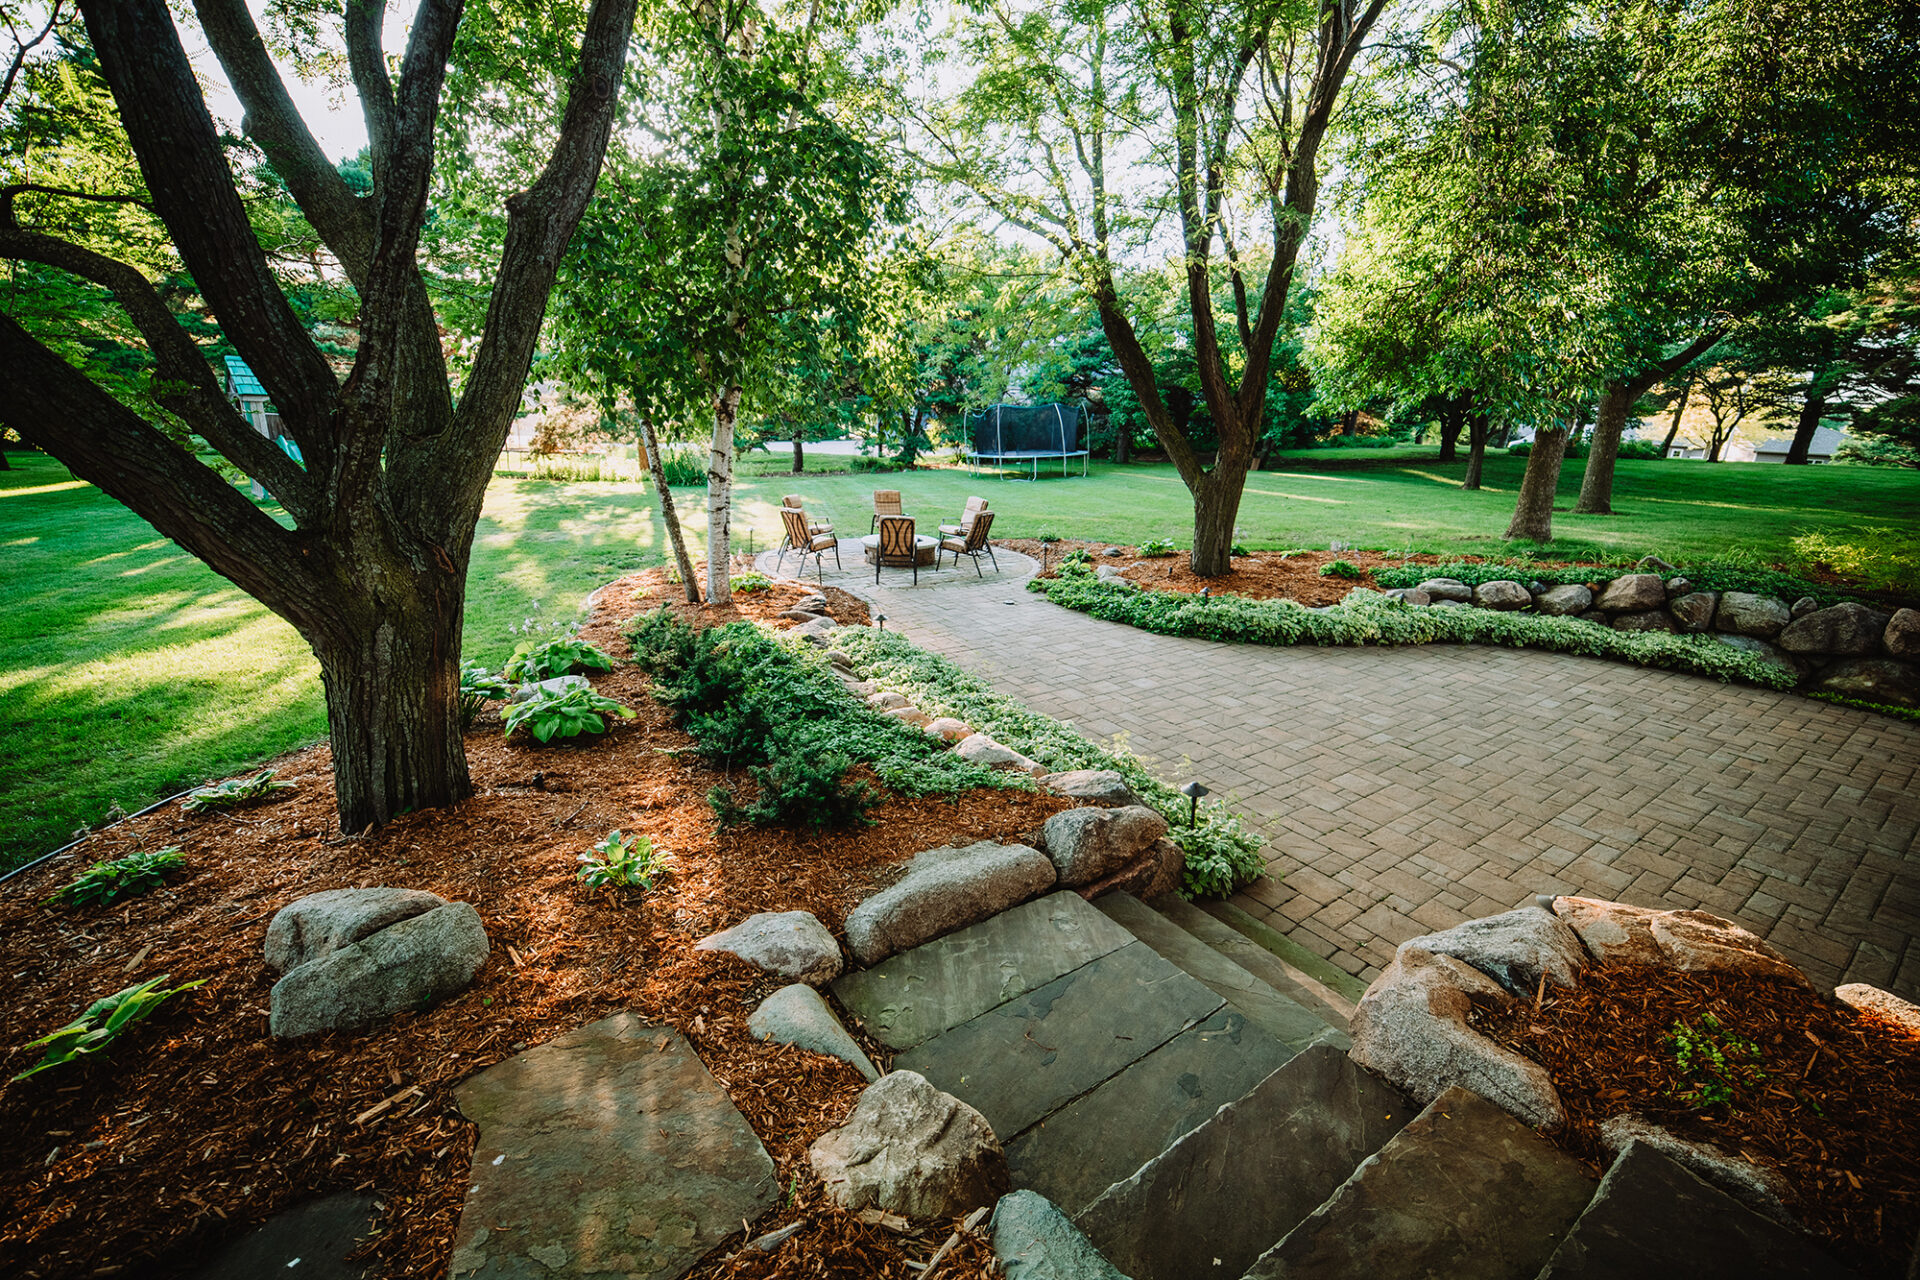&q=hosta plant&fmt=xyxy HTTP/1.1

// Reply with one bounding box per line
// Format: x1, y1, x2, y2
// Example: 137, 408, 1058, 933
1137, 537, 1176, 556
12, 975, 206, 1081
459, 662, 515, 730
181, 770, 294, 815
54, 847, 186, 908
503, 628, 616, 682
501, 686, 634, 742
576, 830, 663, 890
